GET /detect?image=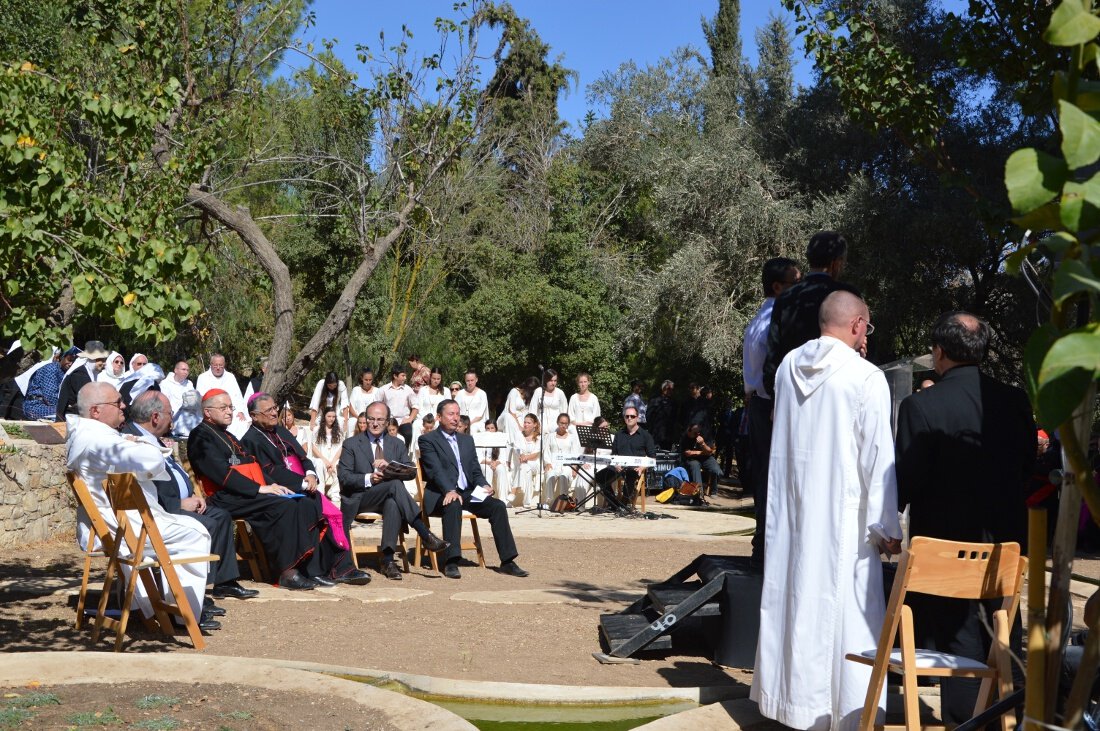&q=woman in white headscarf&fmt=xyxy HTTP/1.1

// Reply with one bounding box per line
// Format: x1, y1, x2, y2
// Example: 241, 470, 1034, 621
97, 352, 127, 388
127, 353, 149, 376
